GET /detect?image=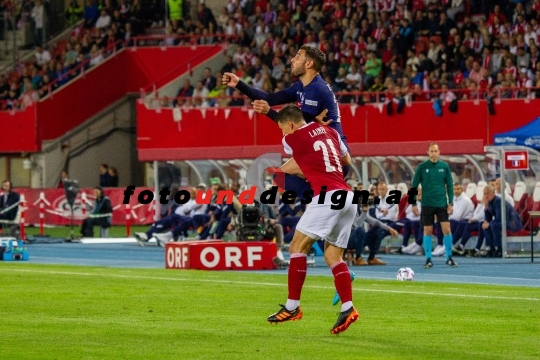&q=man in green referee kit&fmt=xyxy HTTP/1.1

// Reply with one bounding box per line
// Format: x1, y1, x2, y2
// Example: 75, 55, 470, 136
411, 143, 457, 268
